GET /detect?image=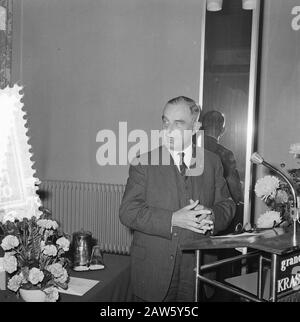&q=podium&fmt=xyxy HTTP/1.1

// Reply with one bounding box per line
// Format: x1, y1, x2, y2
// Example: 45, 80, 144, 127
181, 228, 300, 302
